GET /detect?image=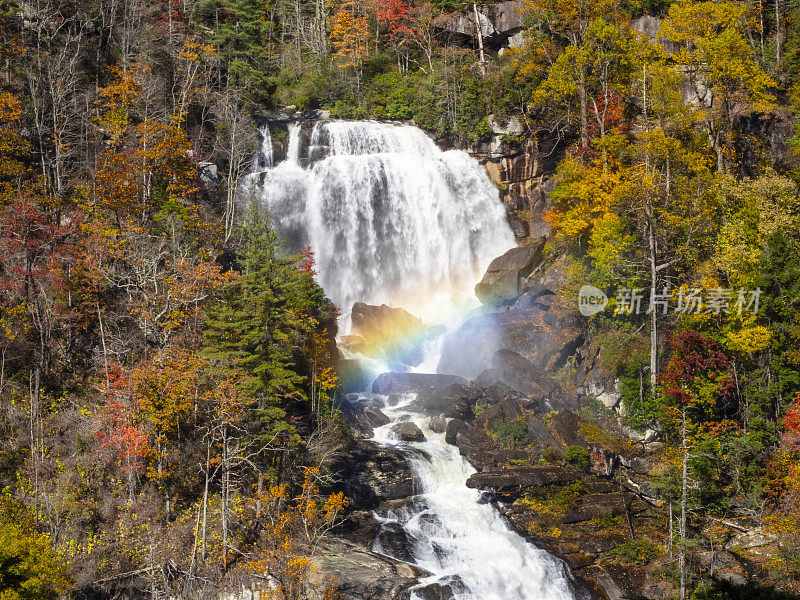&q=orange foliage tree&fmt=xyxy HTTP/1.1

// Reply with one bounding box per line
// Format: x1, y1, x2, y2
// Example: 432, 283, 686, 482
249, 467, 347, 600
330, 0, 370, 77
